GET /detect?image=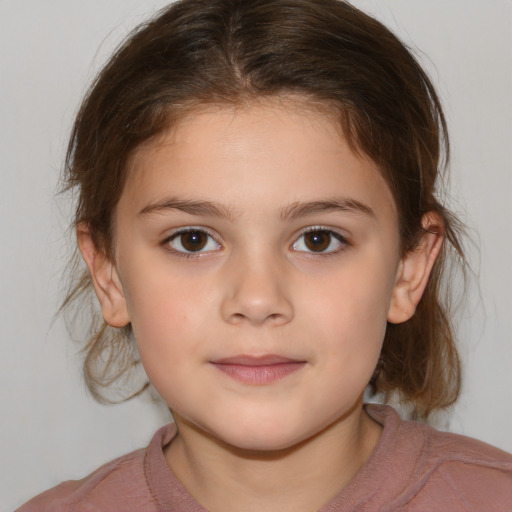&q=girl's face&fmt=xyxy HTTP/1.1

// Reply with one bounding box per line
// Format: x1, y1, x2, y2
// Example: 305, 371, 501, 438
106, 100, 406, 451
